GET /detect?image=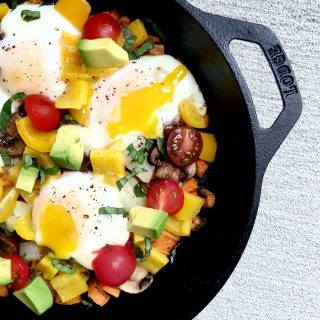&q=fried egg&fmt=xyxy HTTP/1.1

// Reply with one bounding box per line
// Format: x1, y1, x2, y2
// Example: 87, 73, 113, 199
0, 3, 79, 101
32, 172, 129, 269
